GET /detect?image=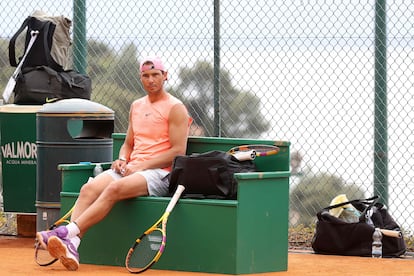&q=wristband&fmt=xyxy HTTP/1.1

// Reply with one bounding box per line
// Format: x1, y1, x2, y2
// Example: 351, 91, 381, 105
119, 157, 127, 162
